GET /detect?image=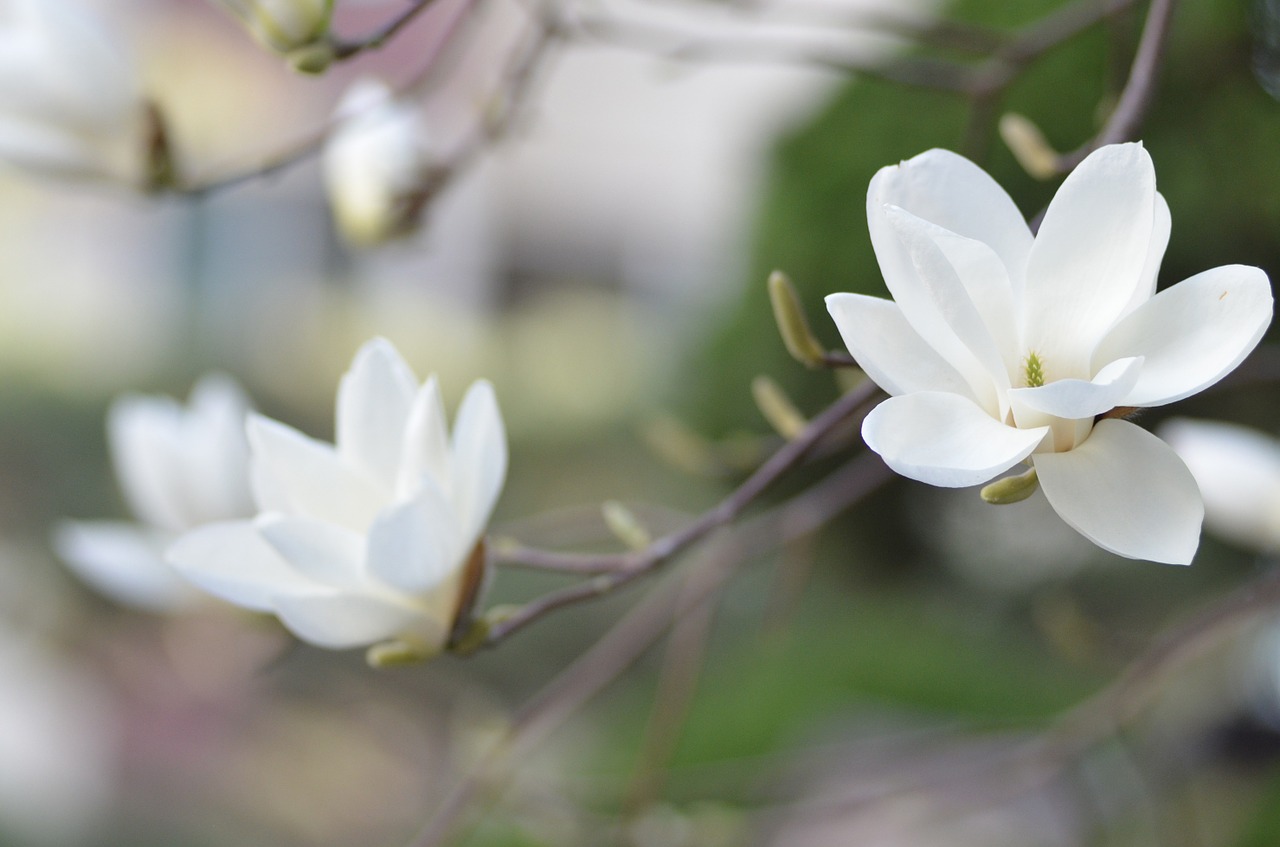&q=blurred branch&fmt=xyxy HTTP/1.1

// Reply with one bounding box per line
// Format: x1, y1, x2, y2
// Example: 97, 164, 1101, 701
473, 378, 881, 648
413, 450, 893, 847
330, 0, 441, 59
